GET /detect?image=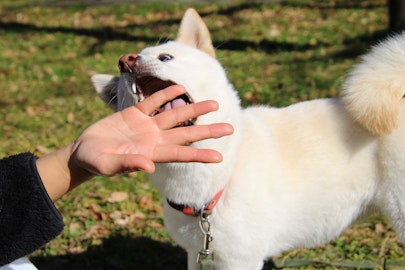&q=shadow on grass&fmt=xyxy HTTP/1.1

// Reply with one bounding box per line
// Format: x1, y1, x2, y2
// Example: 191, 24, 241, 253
31, 236, 187, 270
30, 235, 278, 270
0, 1, 390, 58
